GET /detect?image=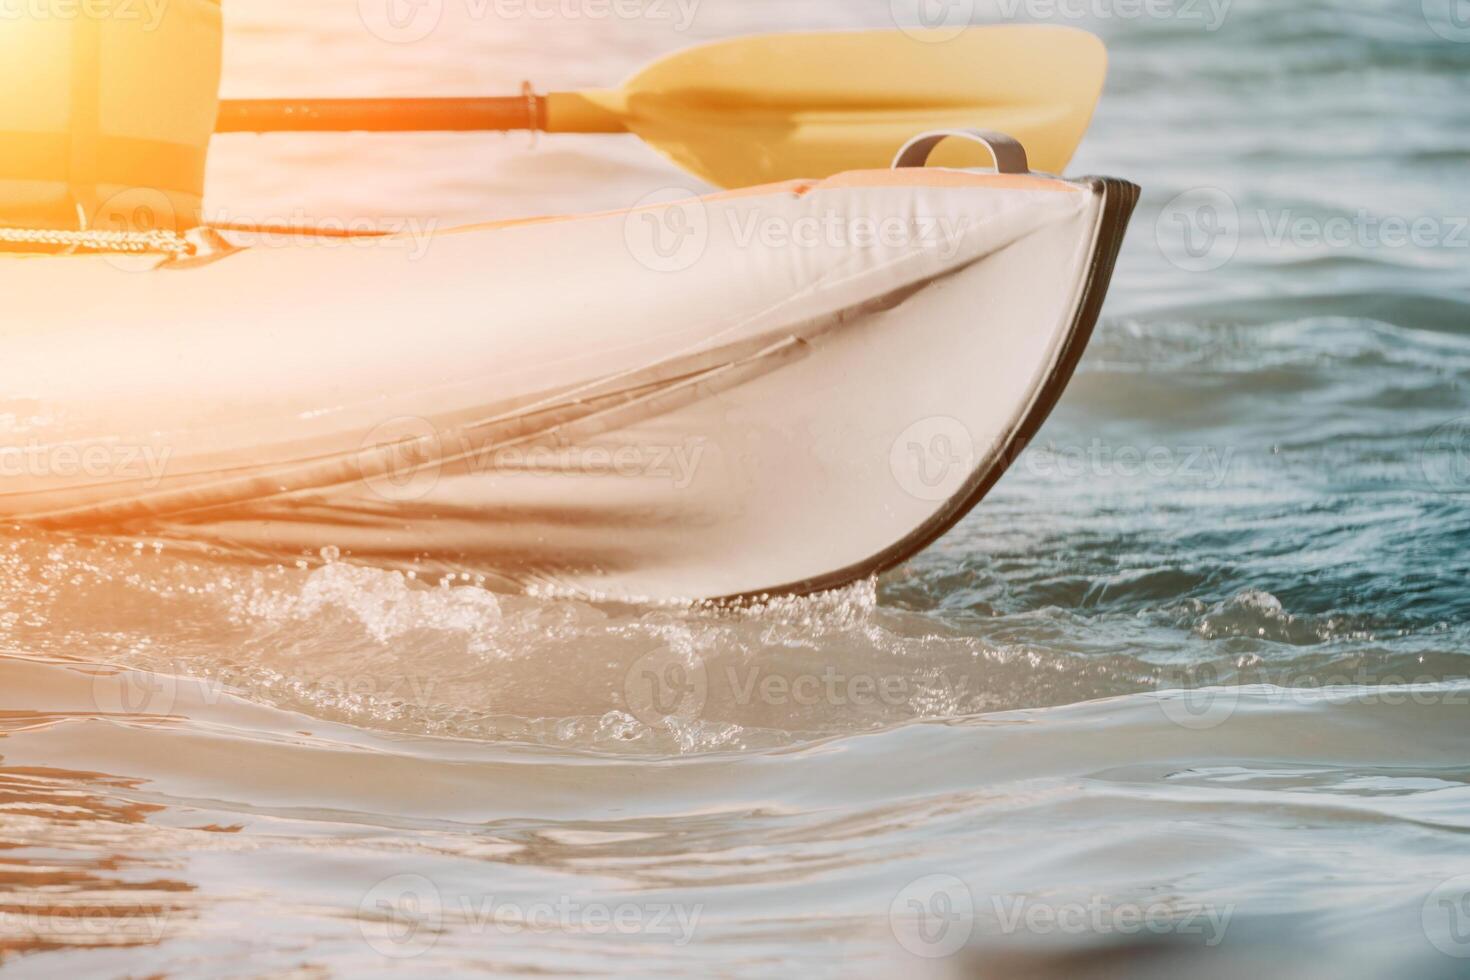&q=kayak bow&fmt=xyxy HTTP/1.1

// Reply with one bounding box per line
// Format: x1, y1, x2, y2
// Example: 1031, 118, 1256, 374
0, 132, 1137, 602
